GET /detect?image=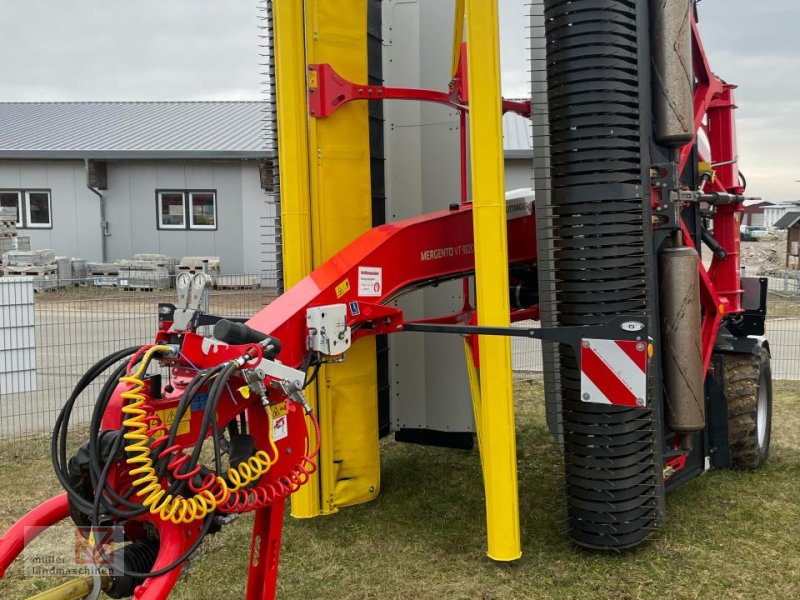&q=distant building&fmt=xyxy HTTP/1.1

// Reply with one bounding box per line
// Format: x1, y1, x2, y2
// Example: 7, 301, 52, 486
742, 200, 773, 228
0, 102, 533, 272
764, 201, 800, 230
774, 211, 800, 270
